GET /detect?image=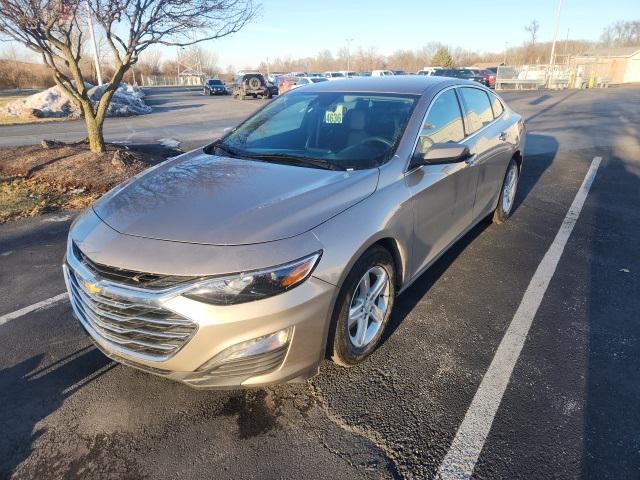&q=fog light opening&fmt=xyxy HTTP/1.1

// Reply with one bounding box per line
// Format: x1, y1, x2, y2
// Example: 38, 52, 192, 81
197, 327, 293, 372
